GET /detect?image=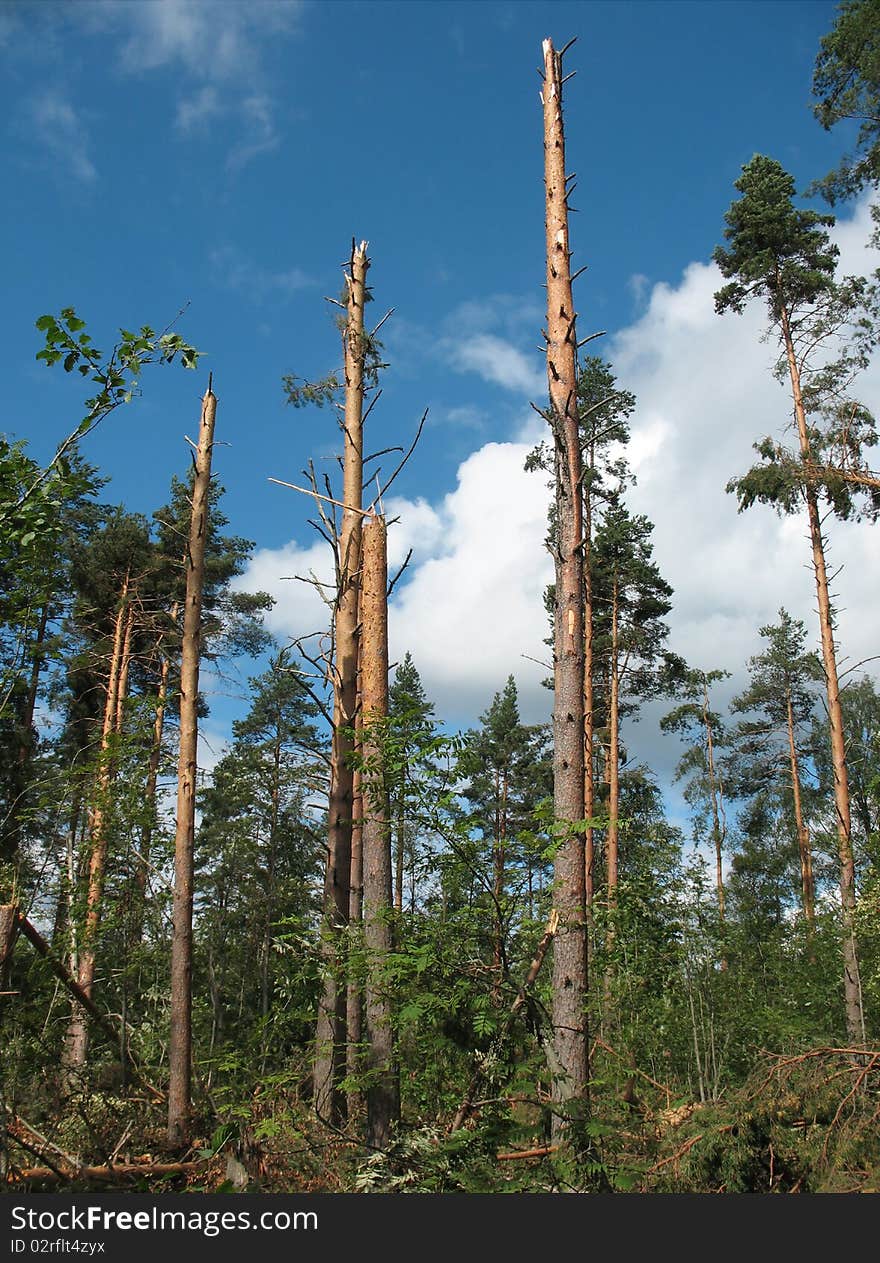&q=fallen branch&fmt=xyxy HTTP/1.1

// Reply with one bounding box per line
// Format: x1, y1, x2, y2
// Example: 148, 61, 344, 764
449, 909, 559, 1134
8, 1160, 207, 1188
497, 1145, 558, 1161
14, 910, 164, 1101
